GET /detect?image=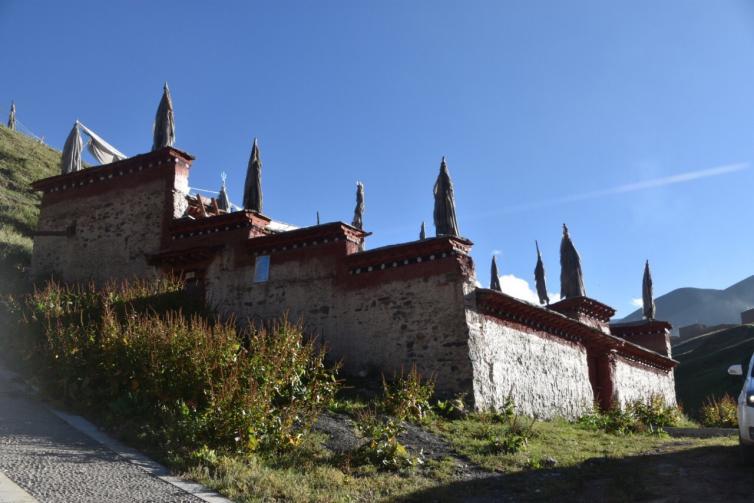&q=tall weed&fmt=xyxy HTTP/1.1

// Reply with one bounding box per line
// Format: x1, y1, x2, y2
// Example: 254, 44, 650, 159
380, 366, 434, 423
699, 394, 738, 428
11, 279, 339, 459
578, 394, 680, 435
